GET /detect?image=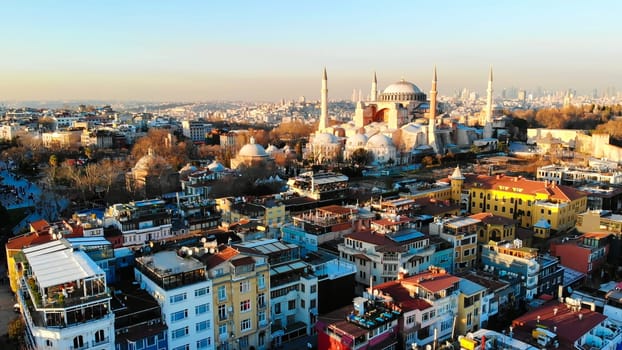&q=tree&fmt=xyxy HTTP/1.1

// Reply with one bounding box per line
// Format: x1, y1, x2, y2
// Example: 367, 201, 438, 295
351, 148, 372, 166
